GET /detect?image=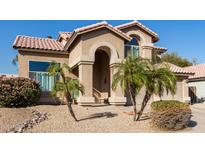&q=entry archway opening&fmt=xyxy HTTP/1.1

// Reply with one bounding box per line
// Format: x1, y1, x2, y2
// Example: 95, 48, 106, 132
93, 46, 111, 103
